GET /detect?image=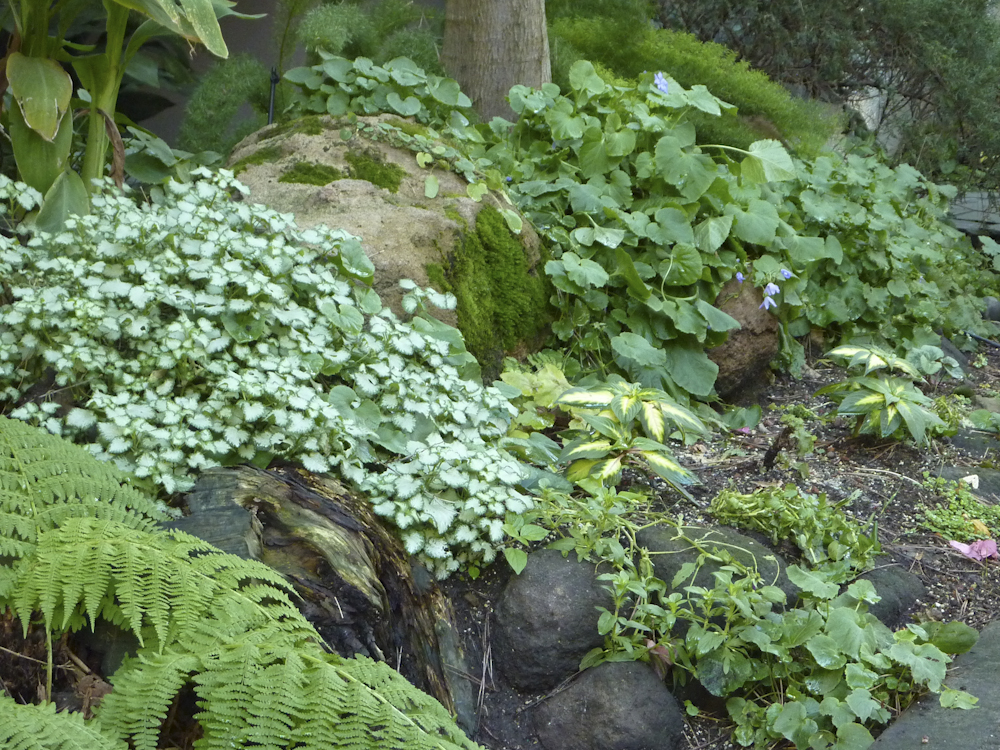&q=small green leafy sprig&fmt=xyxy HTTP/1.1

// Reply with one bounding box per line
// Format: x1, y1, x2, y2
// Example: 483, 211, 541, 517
710, 484, 880, 575
920, 473, 1000, 541
0, 171, 528, 577
553, 377, 710, 494
285, 53, 474, 130
816, 344, 946, 445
